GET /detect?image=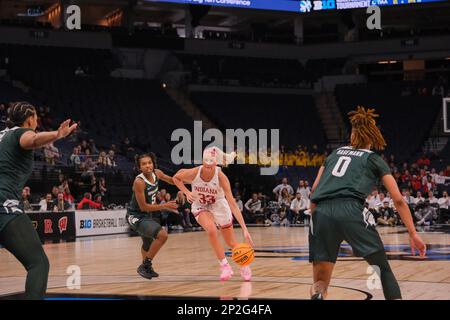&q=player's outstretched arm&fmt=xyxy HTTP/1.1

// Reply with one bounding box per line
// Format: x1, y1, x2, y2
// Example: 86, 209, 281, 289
20, 119, 77, 150
219, 171, 254, 246
155, 169, 174, 185
134, 178, 178, 212
382, 174, 426, 257
173, 168, 198, 203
